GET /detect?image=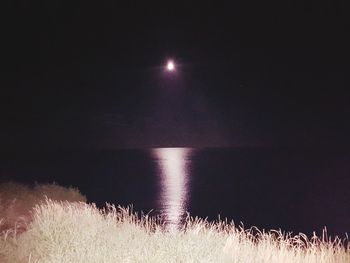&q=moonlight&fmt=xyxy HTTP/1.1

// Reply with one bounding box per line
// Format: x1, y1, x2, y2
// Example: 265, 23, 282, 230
166, 60, 175, 71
